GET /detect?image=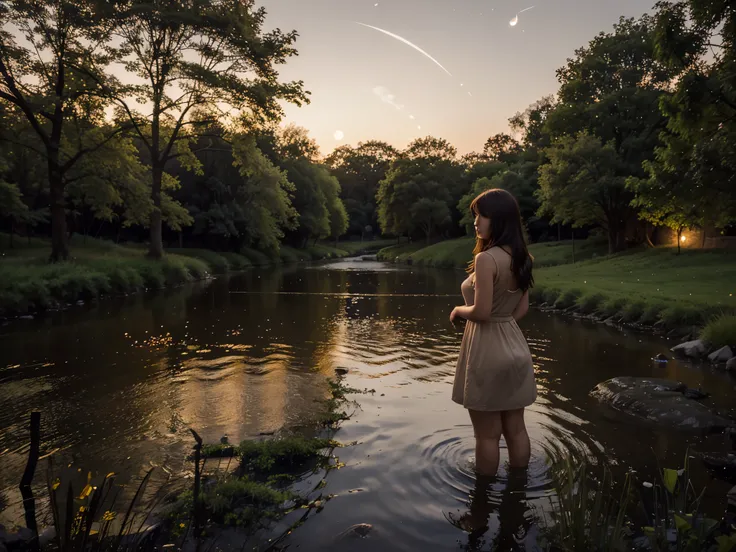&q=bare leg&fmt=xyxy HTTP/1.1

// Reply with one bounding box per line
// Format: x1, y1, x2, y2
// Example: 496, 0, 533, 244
468, 409, 503, 476
501, 408, 531, 469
